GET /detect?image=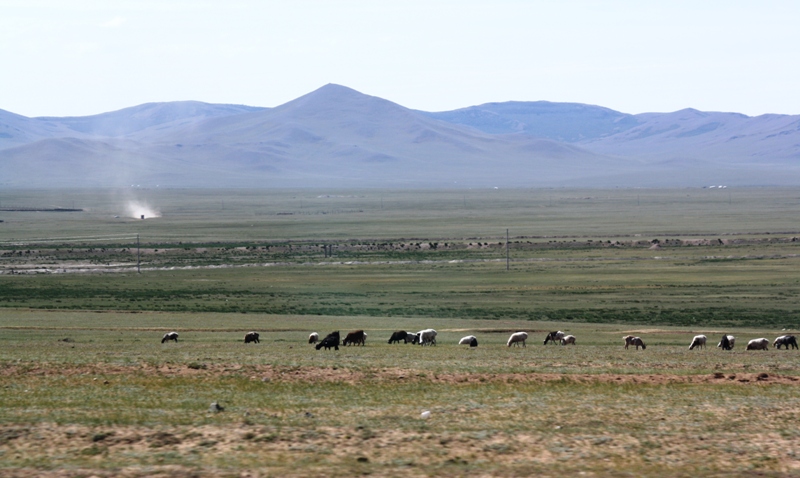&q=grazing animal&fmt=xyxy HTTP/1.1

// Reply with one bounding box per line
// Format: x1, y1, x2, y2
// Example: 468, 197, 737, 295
315, 331, 340, 351
623, 336, 645, 349
544, 331, 565, 345
623, 335, 635, 349
388, 331, 408, 344
469, 337, 478, 347
717, 335, 735, 350
417, 329, 437, 346
560, 335, 577, 346
459, 335, 477, 345
507, 331, 528, 347
161, 332, 179, 343
243, 332, 260, 344
746, 338, 769, 351
773, 335, 798, 350
406, 332, 420, 344
785, 335, 797, 350
343, 330, 366, 346
688, 335, 707, 350
308, 332, 319, 344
